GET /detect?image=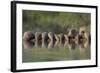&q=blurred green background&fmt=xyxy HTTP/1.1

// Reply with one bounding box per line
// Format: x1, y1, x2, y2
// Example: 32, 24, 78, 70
23, 10, 91, 34
22, 10, 91, 63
